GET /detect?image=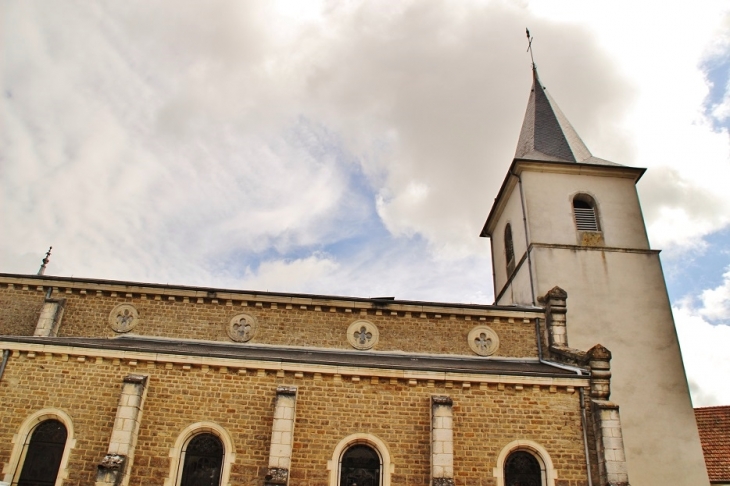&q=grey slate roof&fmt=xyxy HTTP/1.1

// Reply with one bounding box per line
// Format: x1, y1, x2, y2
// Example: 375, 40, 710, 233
515, 68, 621, 166
0, 335, 582, 378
